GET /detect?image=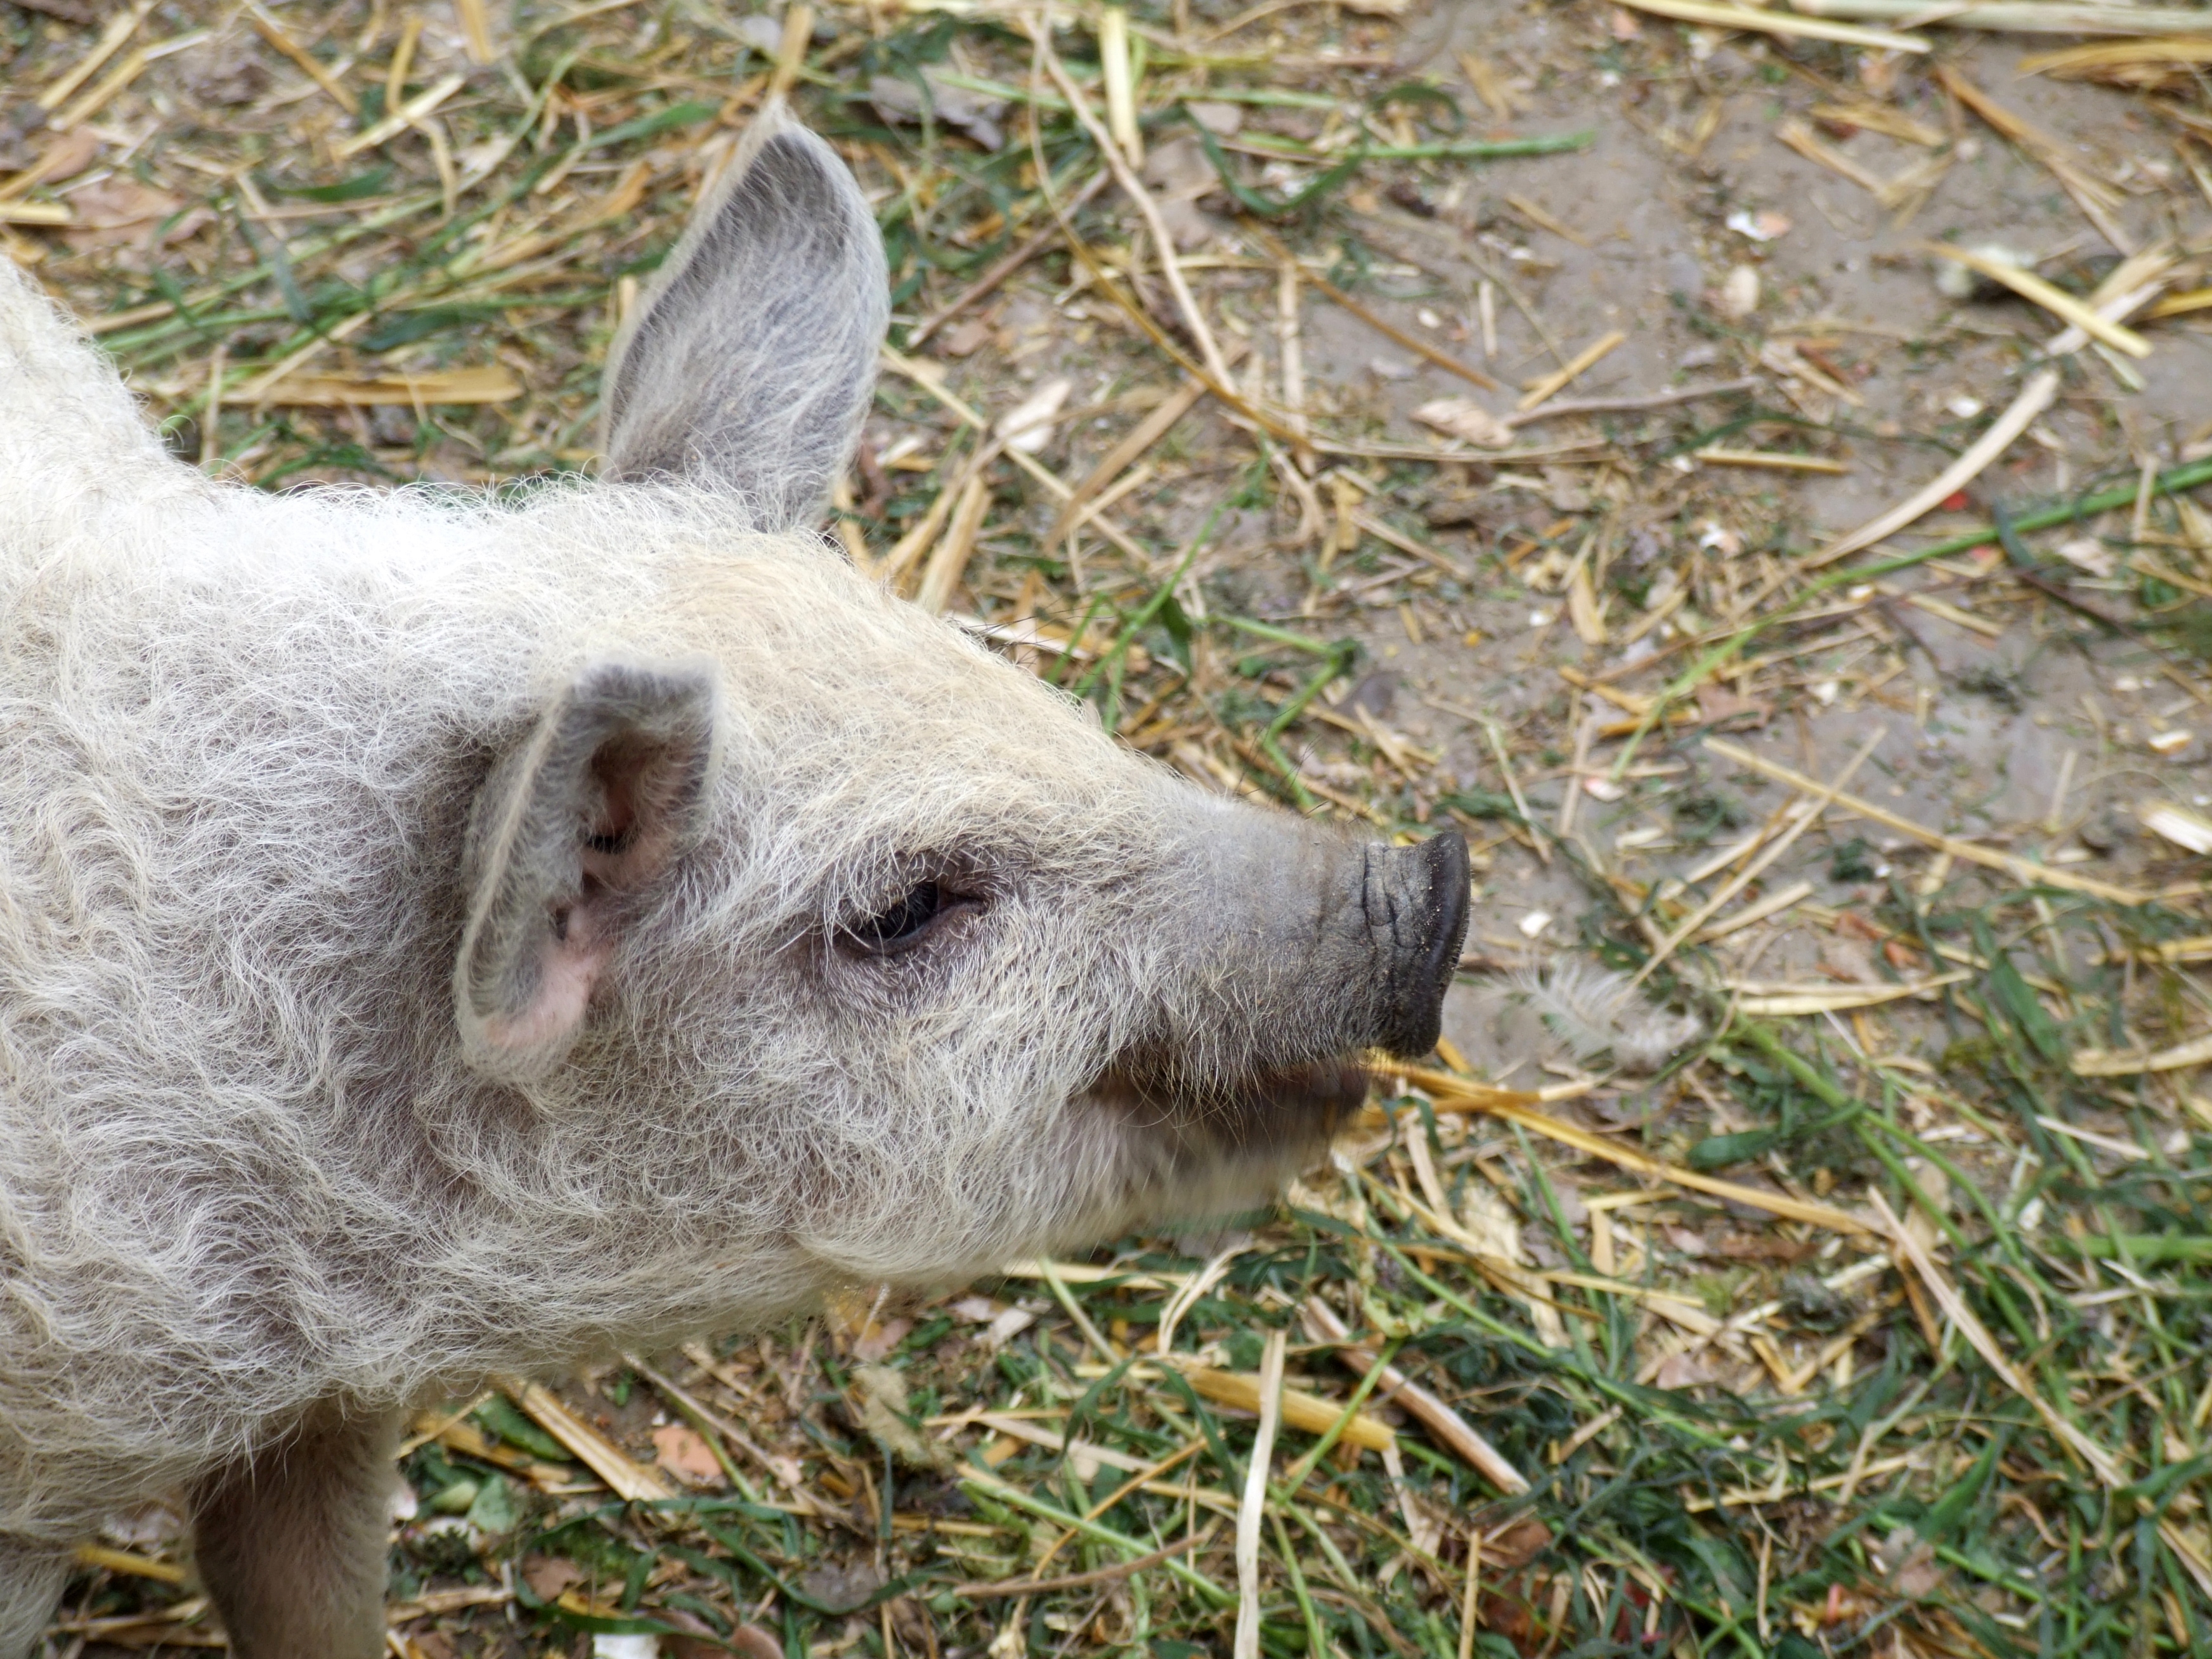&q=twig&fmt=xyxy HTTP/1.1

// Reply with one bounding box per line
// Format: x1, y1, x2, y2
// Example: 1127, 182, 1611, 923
1516, 330, 1625, 413
1278, 259, 1310, 463
907, 168, 1112, 346
1034, 25, 1232, 386
493, 1374, 675, 1502
1610, 0, 1929, 51
1019, 37, 1301, 457
1804, 368, 2059, 568
36, 0, 152, 112
1796, 0, 2212, 30
1301, 1298, 1530, 1495
956, 1522, 1225, 1597
1630, 729, 1884, 986
1923, 243, 2149, 356
767, 3, 812, 103
1395, 1066, 1877, 1233
1481, 718, 1549, 864
1934, 65, 2133, 252
7, 0, 96, 24
1246, 221, 1500, 393
1043, 338, 1246, 550
1703, 736, 2151, 904
1506, 379, 1757, 426
913, 470, 992, 615
628, 1355, 864, 1530
1868, 1190, 2212, 1600
2069, 1029, 2212, 1077
1457, 1526, 1481, 1659
332, 73, 467, 159
1234, 1329, 1287, 1659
